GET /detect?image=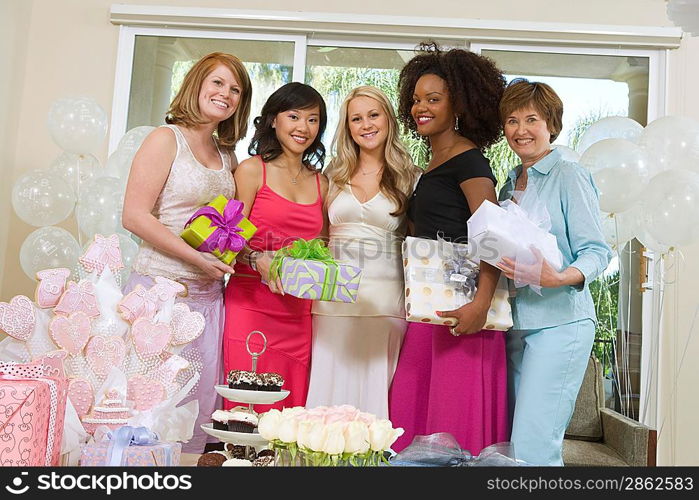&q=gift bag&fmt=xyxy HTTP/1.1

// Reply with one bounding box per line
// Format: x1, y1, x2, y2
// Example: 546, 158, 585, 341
181, 196, 257, 265
403, 236, 512, 330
